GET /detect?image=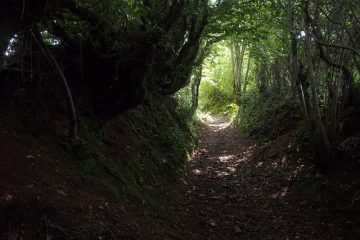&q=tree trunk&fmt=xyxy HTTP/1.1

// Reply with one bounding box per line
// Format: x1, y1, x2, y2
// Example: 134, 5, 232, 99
272, 58, 281, 95
232, 42, 246, 97
230, 44, 236, 93
238, 44, 247, 95
286, 0, 299, 99
304, 1, 332, 170
242, 56, 251, 93
191, 64, 203, 114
